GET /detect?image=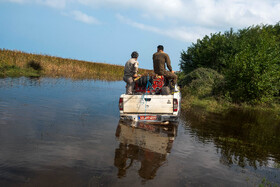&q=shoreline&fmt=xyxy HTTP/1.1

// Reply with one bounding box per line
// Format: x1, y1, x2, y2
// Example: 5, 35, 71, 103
181, 94, 280, 115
